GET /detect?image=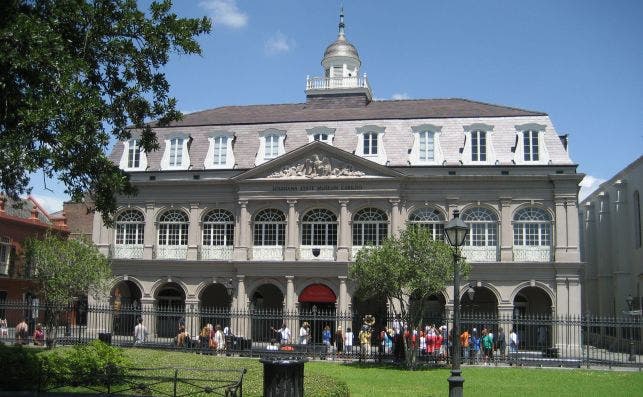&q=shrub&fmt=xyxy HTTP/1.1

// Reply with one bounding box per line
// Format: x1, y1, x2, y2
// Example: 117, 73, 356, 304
0, 344, 42, 390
